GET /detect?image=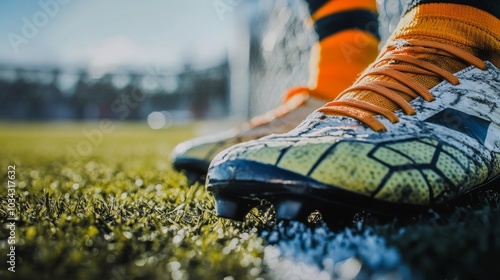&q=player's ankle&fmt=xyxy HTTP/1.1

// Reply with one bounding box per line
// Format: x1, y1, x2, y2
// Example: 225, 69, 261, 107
307, 0, 380, 101
308, 30, 379, 100
388, 3, 500, 68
